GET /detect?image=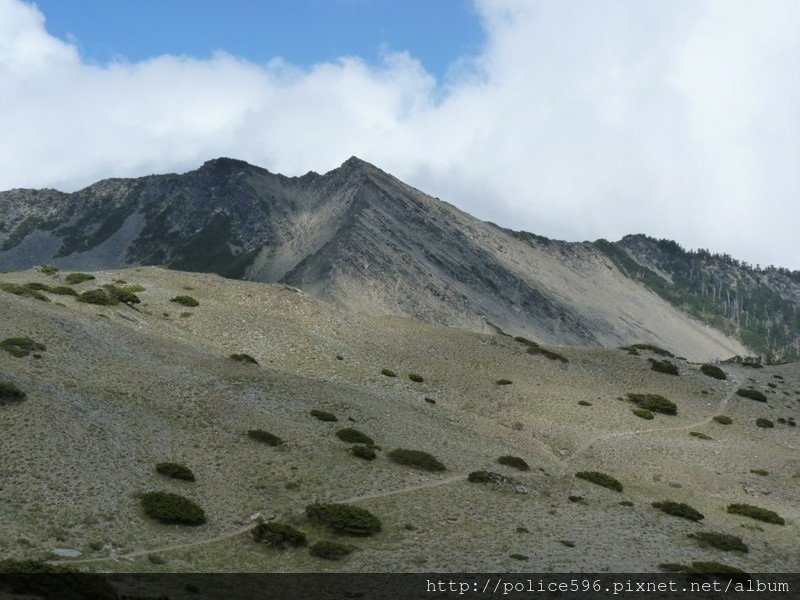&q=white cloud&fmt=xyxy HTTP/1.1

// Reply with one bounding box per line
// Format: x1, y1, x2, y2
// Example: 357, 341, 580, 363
1, 0, 799, 268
